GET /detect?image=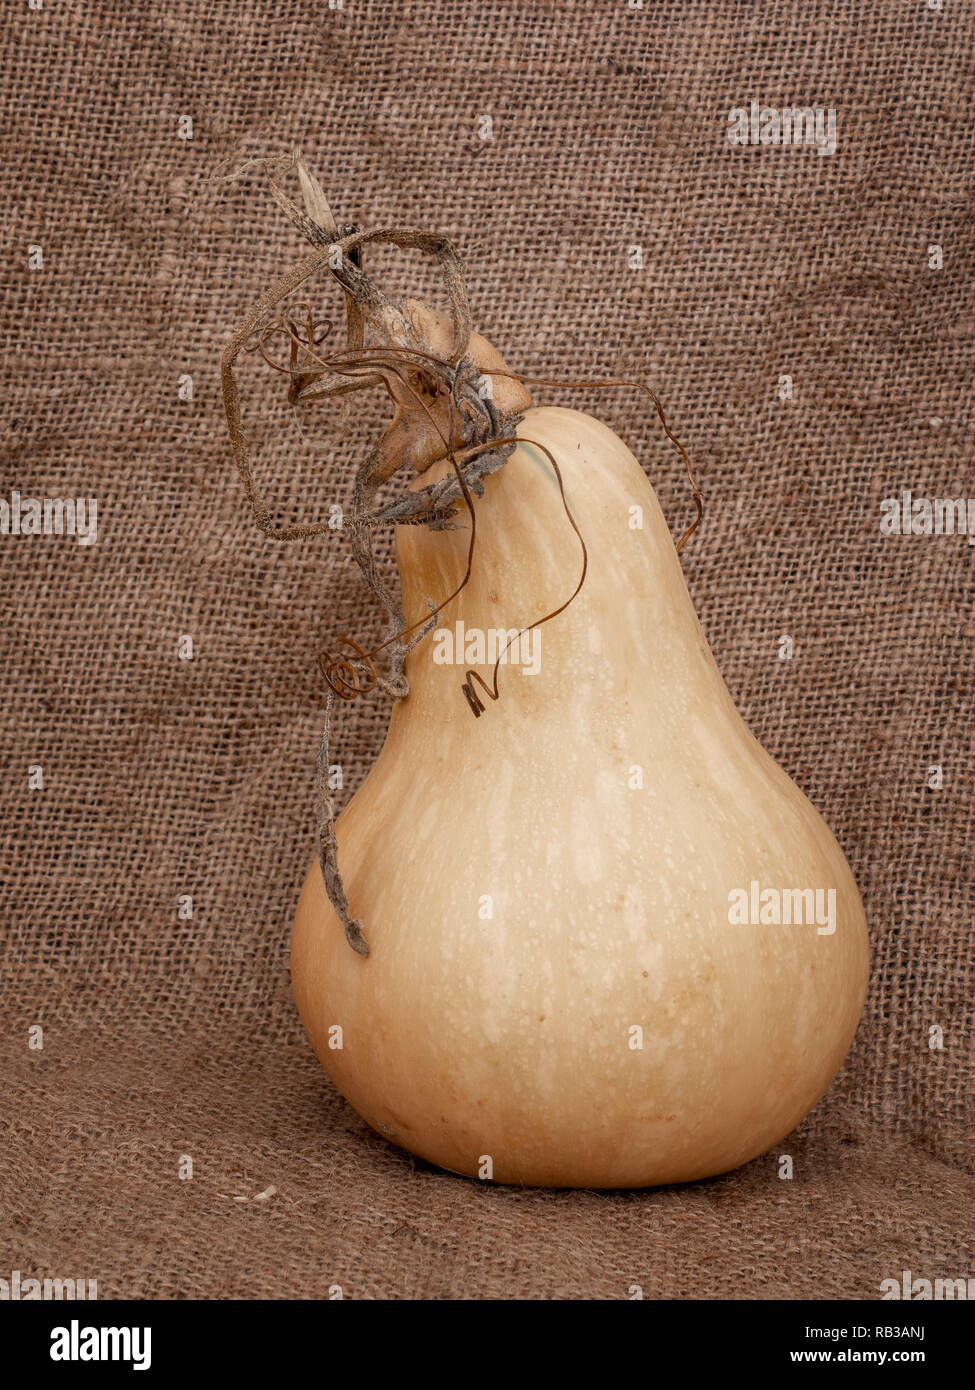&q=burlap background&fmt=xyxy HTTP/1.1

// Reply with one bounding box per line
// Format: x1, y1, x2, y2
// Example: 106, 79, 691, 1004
1, 0, 972, 1300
